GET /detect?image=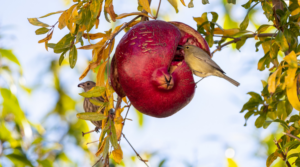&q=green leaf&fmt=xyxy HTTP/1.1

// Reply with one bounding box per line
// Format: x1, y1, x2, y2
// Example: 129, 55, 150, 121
287, 153, 299, 160
59, 50, 67, 66
54, 33, 73, 53
167, 0, 179, 13
243, 110, 254, 126
27, 18, 49, 27
227, 0, 236, 4
240, 15, 249, 31
90, 0, 102, 19
0, 49, 20, 66
257, 25, 272, 34
37, 159, 53, 167
211, 12, 218, 23
263, 121, 272, 129
47, 43, 56, 49
262, 2, 273, 21
79, 86, 106, 98
257, 51, 271, 71
109, 119, 119, 150
290, 115, 300, 122
202, 0, 209, 5
236, 37, 247, 51
89, 98, 104, 106
102, 136, 110, 158
255, 114, 266, 128
283, 141, 300, 150
205, 34, 213, 47
39, 11, 64, 18
188, 0, 194, 8
158, 159, 167, 167
266, 153, 278, 167
76, 112, 107, 121
276, 101, 287, 120
69, 45, 77, 69
6, 153, 33, 167
35, 27, 49, 35
242, 0, 252, 9
275, 31, 289, 52
270, 43, 279, 59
